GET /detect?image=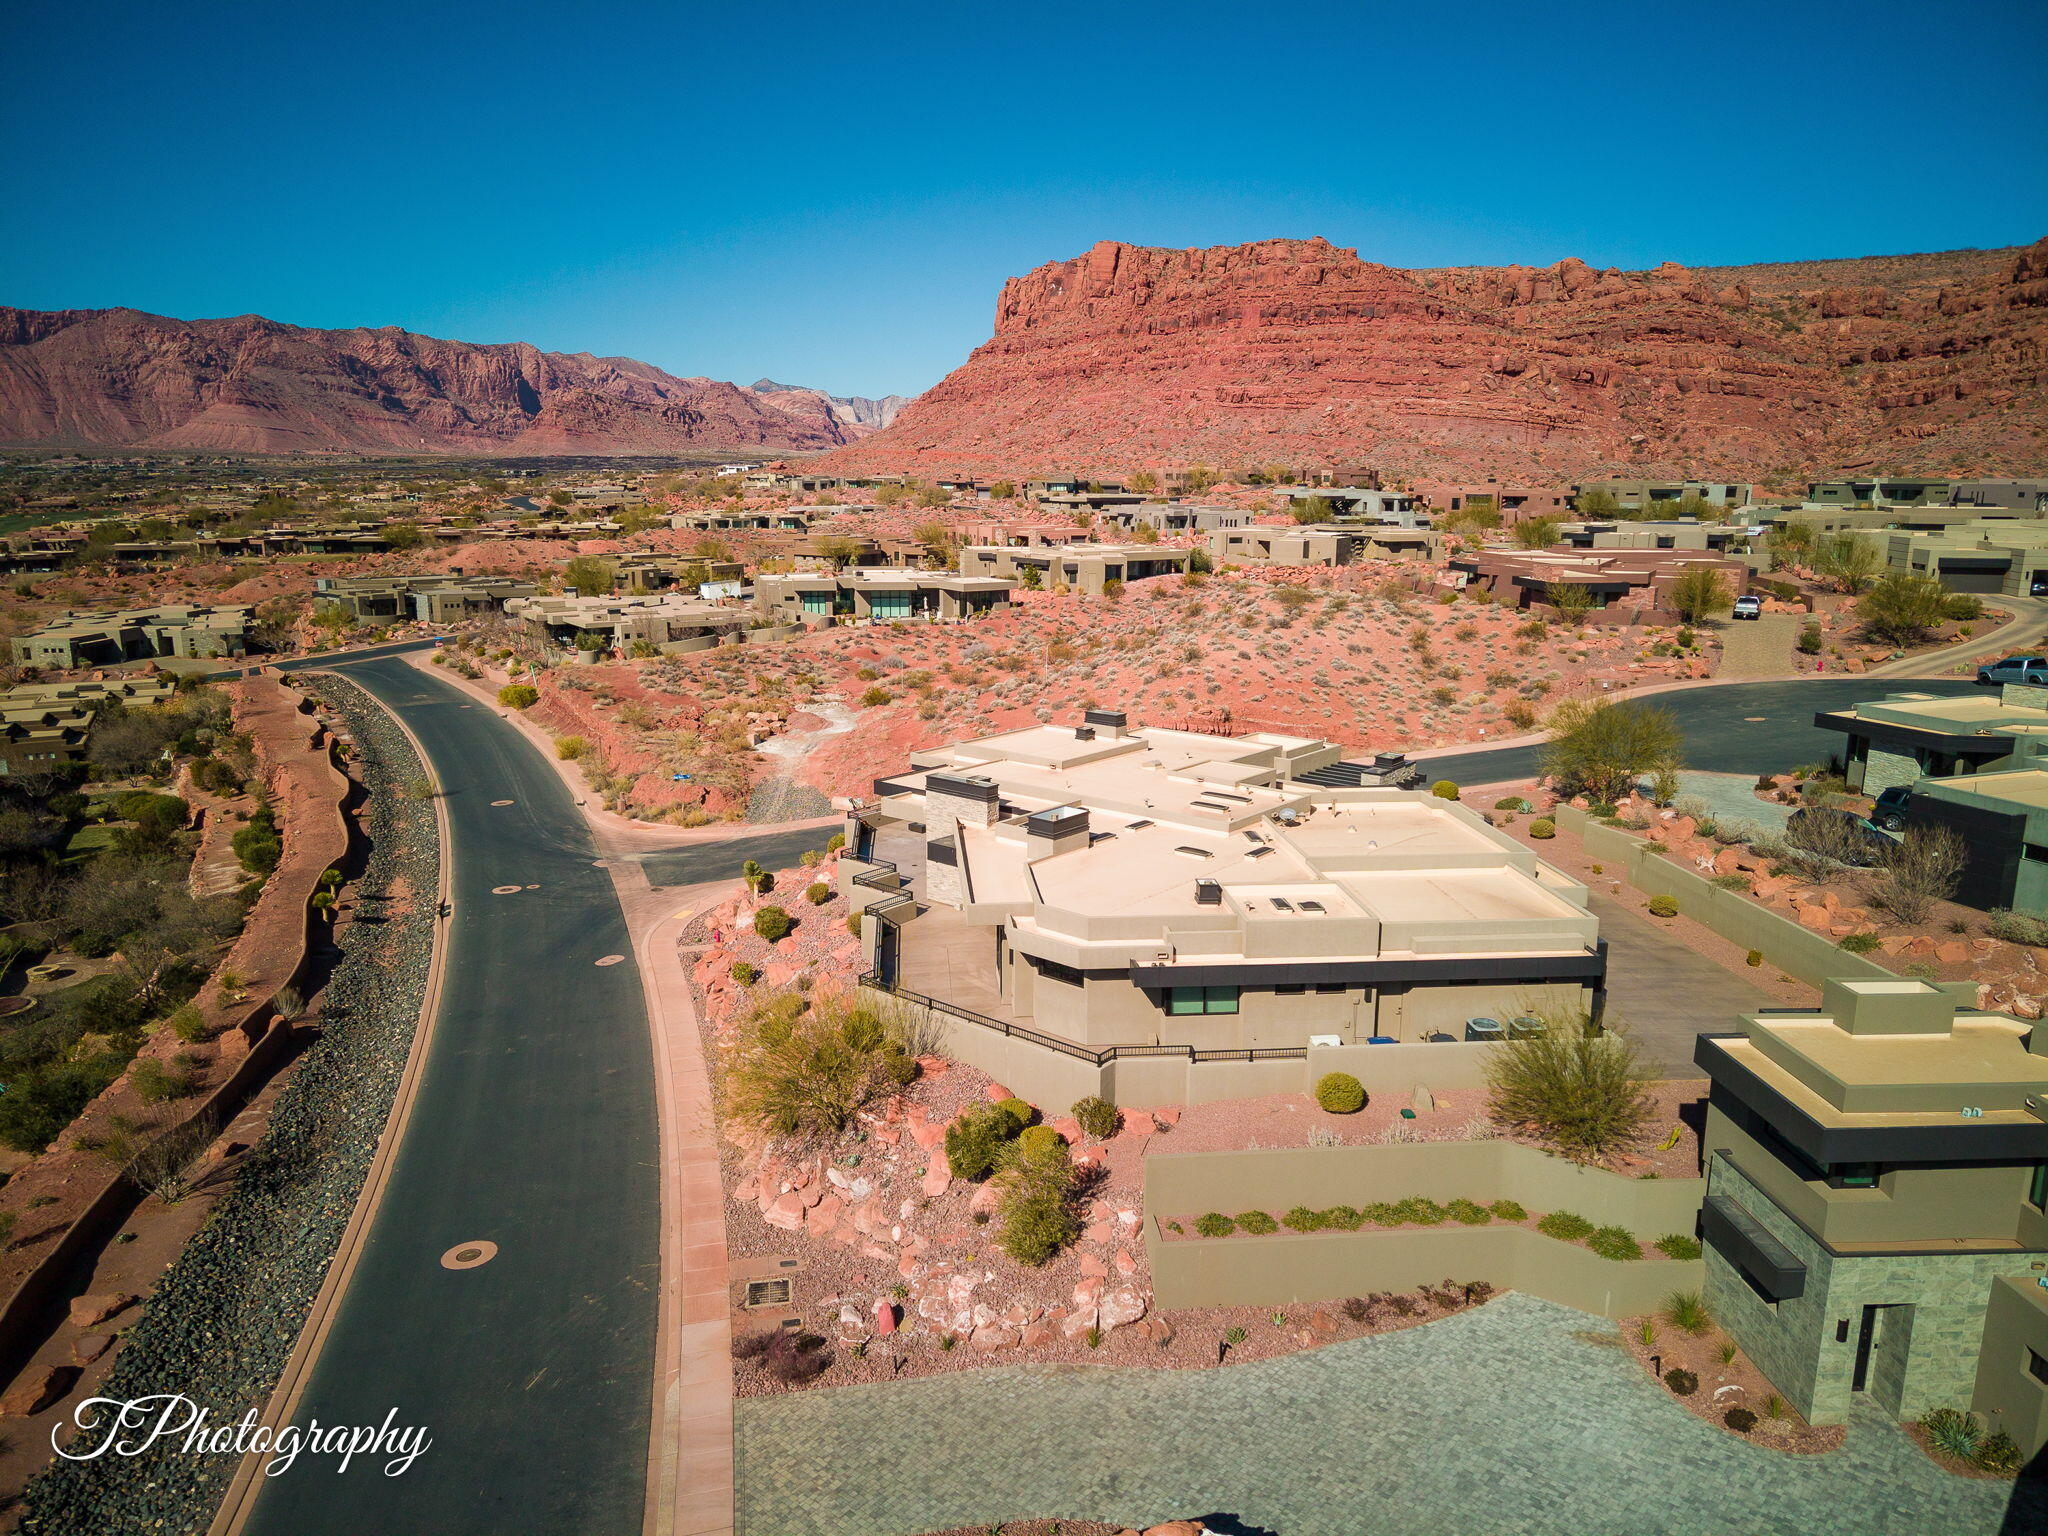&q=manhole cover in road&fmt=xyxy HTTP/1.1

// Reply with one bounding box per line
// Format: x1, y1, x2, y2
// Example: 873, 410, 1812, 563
441, 1240, 499, 1270
491, 799, 515, 807
595, 955, 625, 967
492, 885, 522, 895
